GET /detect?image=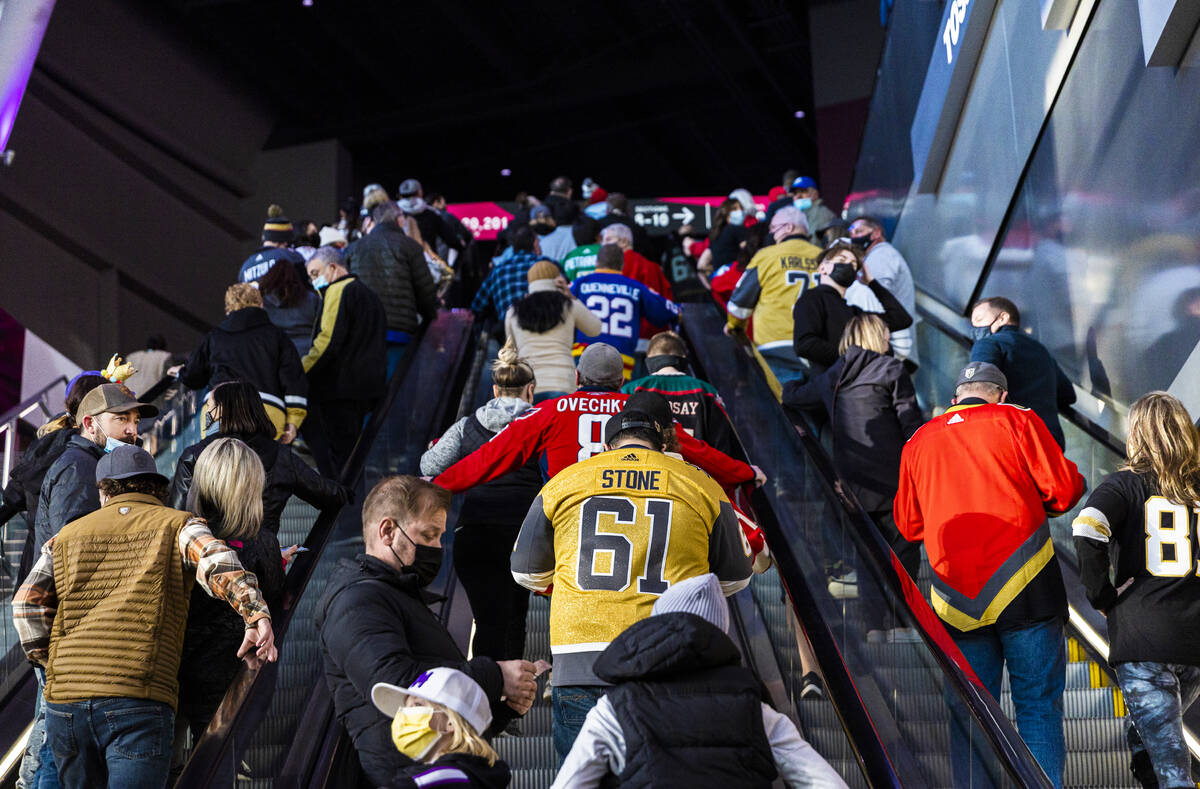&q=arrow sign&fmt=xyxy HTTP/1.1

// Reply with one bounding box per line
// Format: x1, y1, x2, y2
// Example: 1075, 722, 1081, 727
671, 206, 695, 224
